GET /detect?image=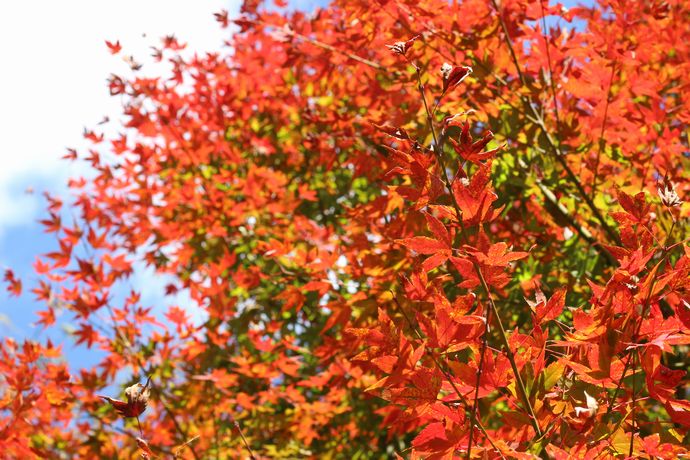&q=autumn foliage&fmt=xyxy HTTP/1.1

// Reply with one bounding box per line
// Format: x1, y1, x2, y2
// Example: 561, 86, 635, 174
2, 0, 690, 458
